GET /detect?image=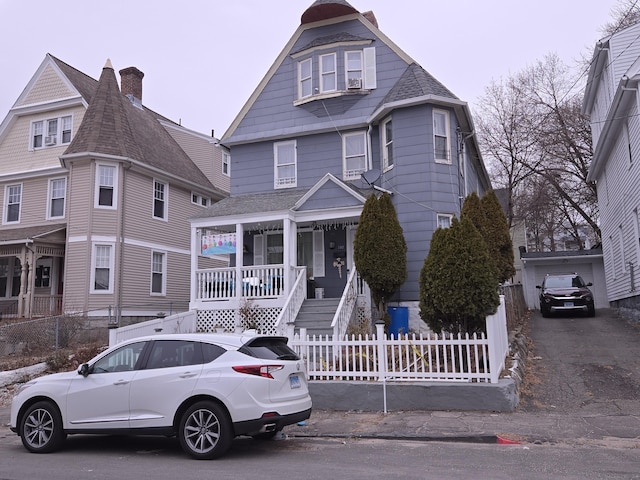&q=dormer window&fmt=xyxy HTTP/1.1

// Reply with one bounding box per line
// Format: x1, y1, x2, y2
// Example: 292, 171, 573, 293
294, 46, 376, 103
298, 58, 312, 99
320, 53, 337, 93
31, 115, 72, 150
